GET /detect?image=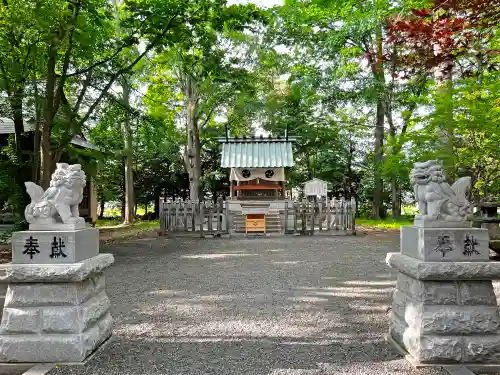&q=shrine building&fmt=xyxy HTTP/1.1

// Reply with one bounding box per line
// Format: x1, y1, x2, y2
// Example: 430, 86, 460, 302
219, 134, 296, 233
